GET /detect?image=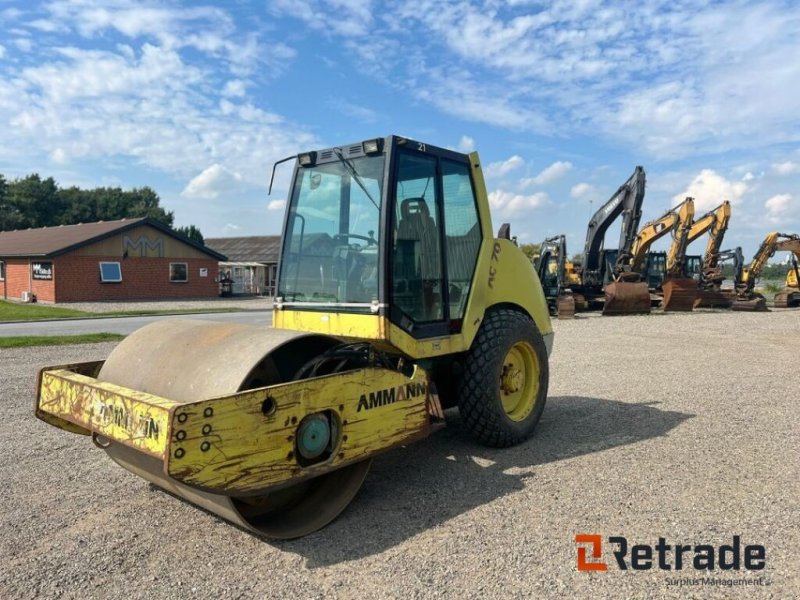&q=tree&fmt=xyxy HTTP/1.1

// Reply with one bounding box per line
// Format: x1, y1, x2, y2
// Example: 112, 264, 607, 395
0, 174, 177, 232
518, 243, 540, 261
174, 224, 205, 245
5, 174, 62, 229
